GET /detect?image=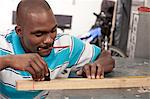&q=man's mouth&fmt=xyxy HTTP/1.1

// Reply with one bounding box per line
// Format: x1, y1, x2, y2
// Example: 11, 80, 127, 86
37, 43, 54, 54
37, 46, 52, 51
37, 43, 53, 51
37, 46, 52, 56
